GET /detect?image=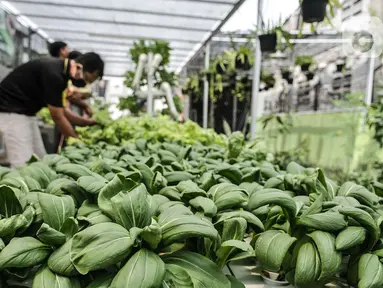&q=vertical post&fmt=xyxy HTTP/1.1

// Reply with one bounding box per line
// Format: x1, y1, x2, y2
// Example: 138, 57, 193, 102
365, 57, 375, 106
232, 95, 238, 130
203, 43, 210, 129
250, 0, 263, 140
28, 29, 32, 60
147, 52, 154, 116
